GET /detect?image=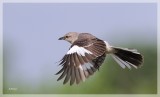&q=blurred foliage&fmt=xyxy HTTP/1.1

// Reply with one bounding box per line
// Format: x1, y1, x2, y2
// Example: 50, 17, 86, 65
52, 44, 157, 94
3, 44, 157, 94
